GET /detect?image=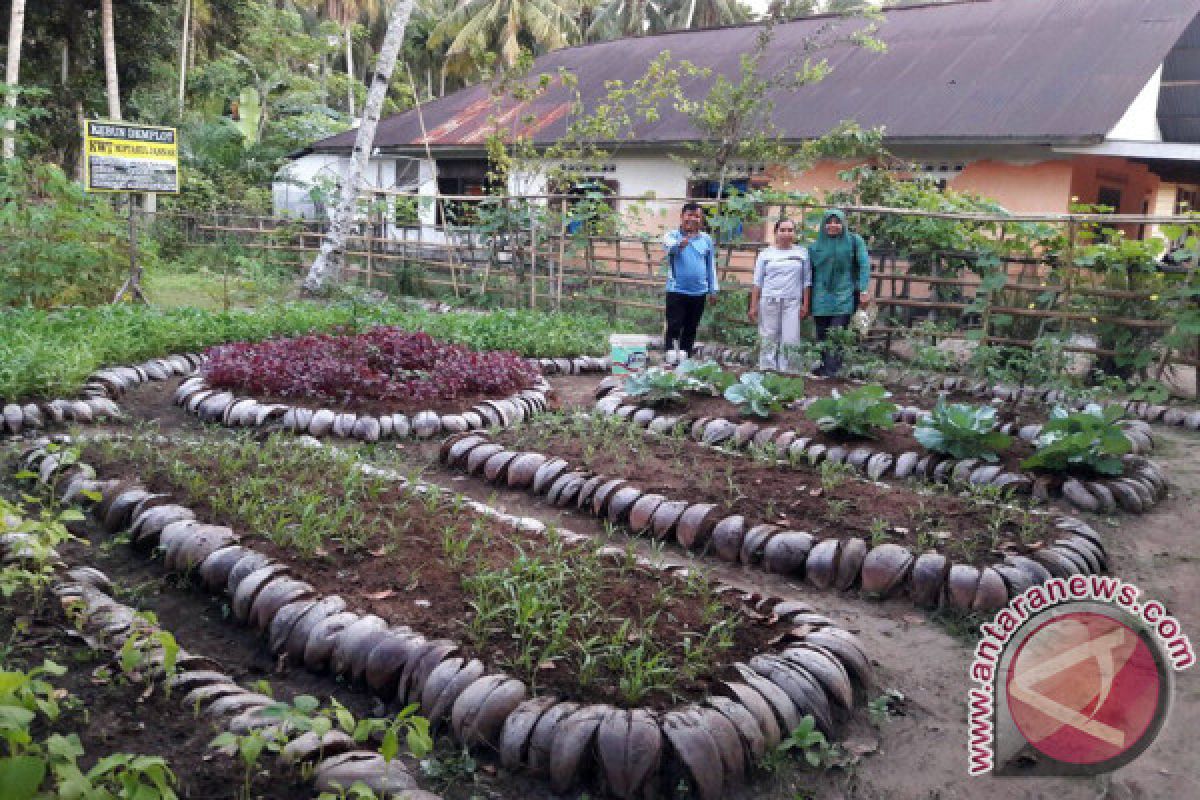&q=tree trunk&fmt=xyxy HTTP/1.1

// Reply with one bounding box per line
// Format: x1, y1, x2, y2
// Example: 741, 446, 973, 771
303, 0, 415, 293
101, 0, 121, 119
344, 24, 356, 117
178, 0, 192, 118
3, 0, 26, 160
